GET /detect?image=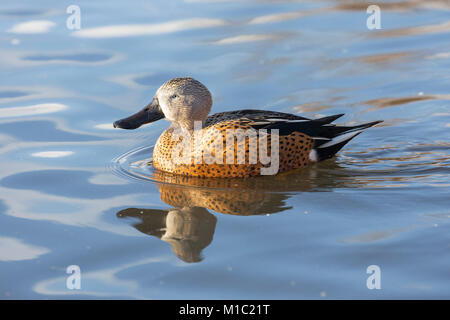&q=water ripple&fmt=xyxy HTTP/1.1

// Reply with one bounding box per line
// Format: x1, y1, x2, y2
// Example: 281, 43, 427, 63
112, 139, 450, 191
